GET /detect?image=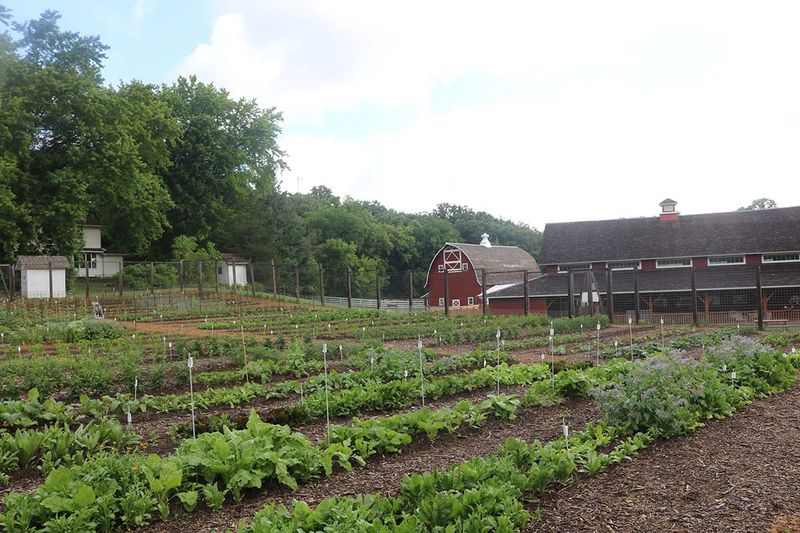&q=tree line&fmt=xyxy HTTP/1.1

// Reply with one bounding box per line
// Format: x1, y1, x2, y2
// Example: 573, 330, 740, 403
0, 6, 542, 278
